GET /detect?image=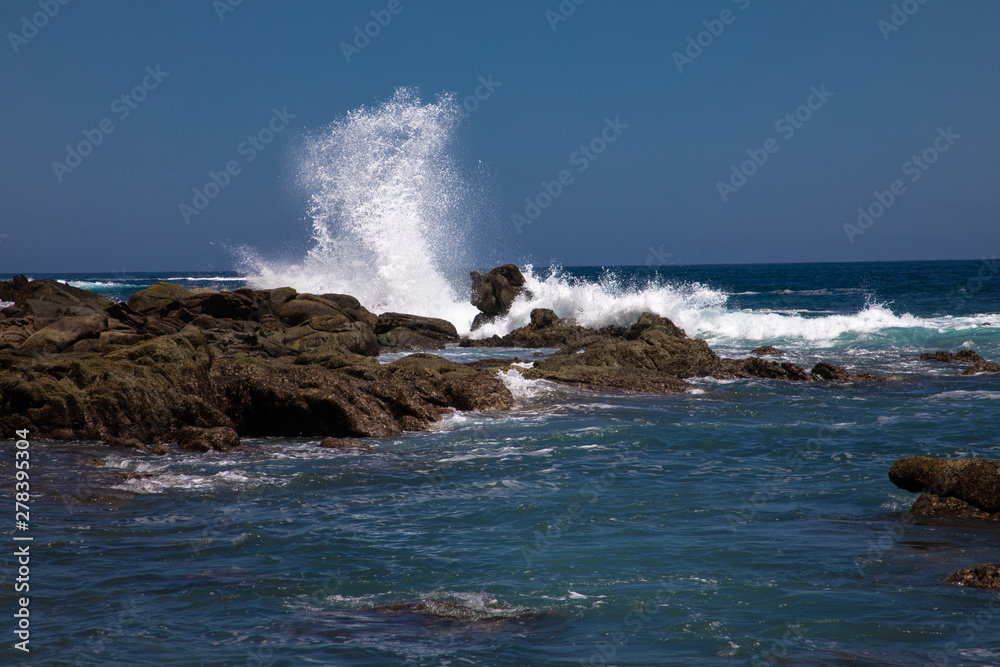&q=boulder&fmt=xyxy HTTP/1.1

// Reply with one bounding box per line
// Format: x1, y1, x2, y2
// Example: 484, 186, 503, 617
910, 493, 999, 520
127, 282, 191, 315
19, 313, 109, 353
945, 564, 1000, 591
751, 345, 786, 356
889, 456, 1000, 514
0, 274, 30, 302
523, 365, 693, 395
470, 264, 527, 324
375, 313, 459, 350
273, 295, 346, 326
462, 308, 605, 349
